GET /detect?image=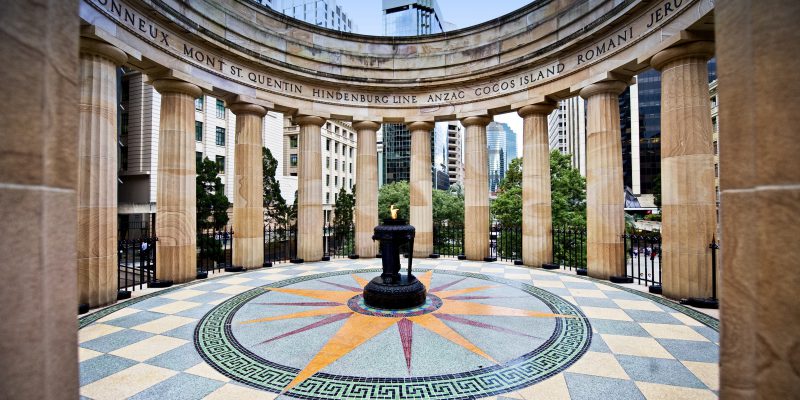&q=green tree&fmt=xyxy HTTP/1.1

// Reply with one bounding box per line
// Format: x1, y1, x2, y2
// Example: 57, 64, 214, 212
196, 157, 231, 230
432, 188, 464, 225
550, 150, 586, 227
652, 174, 661, 209
378, 181, 410, 220
491, 157, 523, 226
197, 157, 231, 264
263, 147, 289, 225
499, 158, 522, 192
333, 186, 355, 229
